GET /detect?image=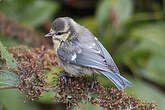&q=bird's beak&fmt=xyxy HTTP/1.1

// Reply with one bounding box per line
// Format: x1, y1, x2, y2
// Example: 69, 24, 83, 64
44, 31, 55, 37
